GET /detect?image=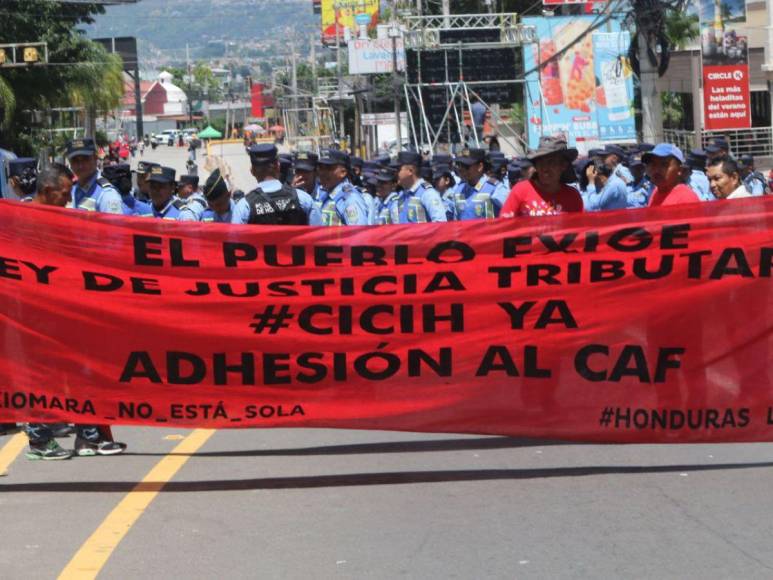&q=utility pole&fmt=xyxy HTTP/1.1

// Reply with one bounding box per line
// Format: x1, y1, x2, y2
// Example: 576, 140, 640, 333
390, 25, 402, 153
186, 43, 193, 125
638, 32, 663, 144
335, 5, 345, 146
291, 38, 298, 137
